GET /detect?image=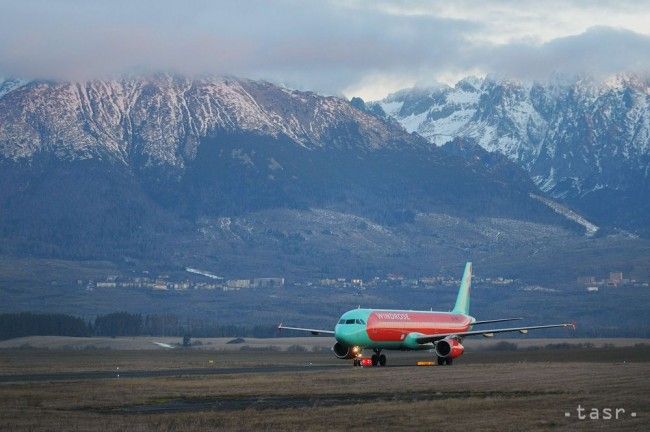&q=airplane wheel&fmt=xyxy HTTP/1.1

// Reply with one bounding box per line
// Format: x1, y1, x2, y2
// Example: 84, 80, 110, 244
437, 357, 445, 366
371, 354, 379, 366
446, 357, 453, 366
353, 359, 360, 367
378, 354, 387, 366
